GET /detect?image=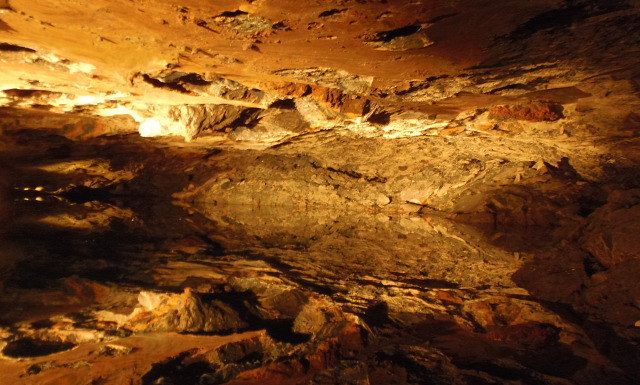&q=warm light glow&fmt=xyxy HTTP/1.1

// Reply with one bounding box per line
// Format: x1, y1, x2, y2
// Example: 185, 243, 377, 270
98, 105, 142, 121
75, 95, 105, 104
139, 118, 164, 137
